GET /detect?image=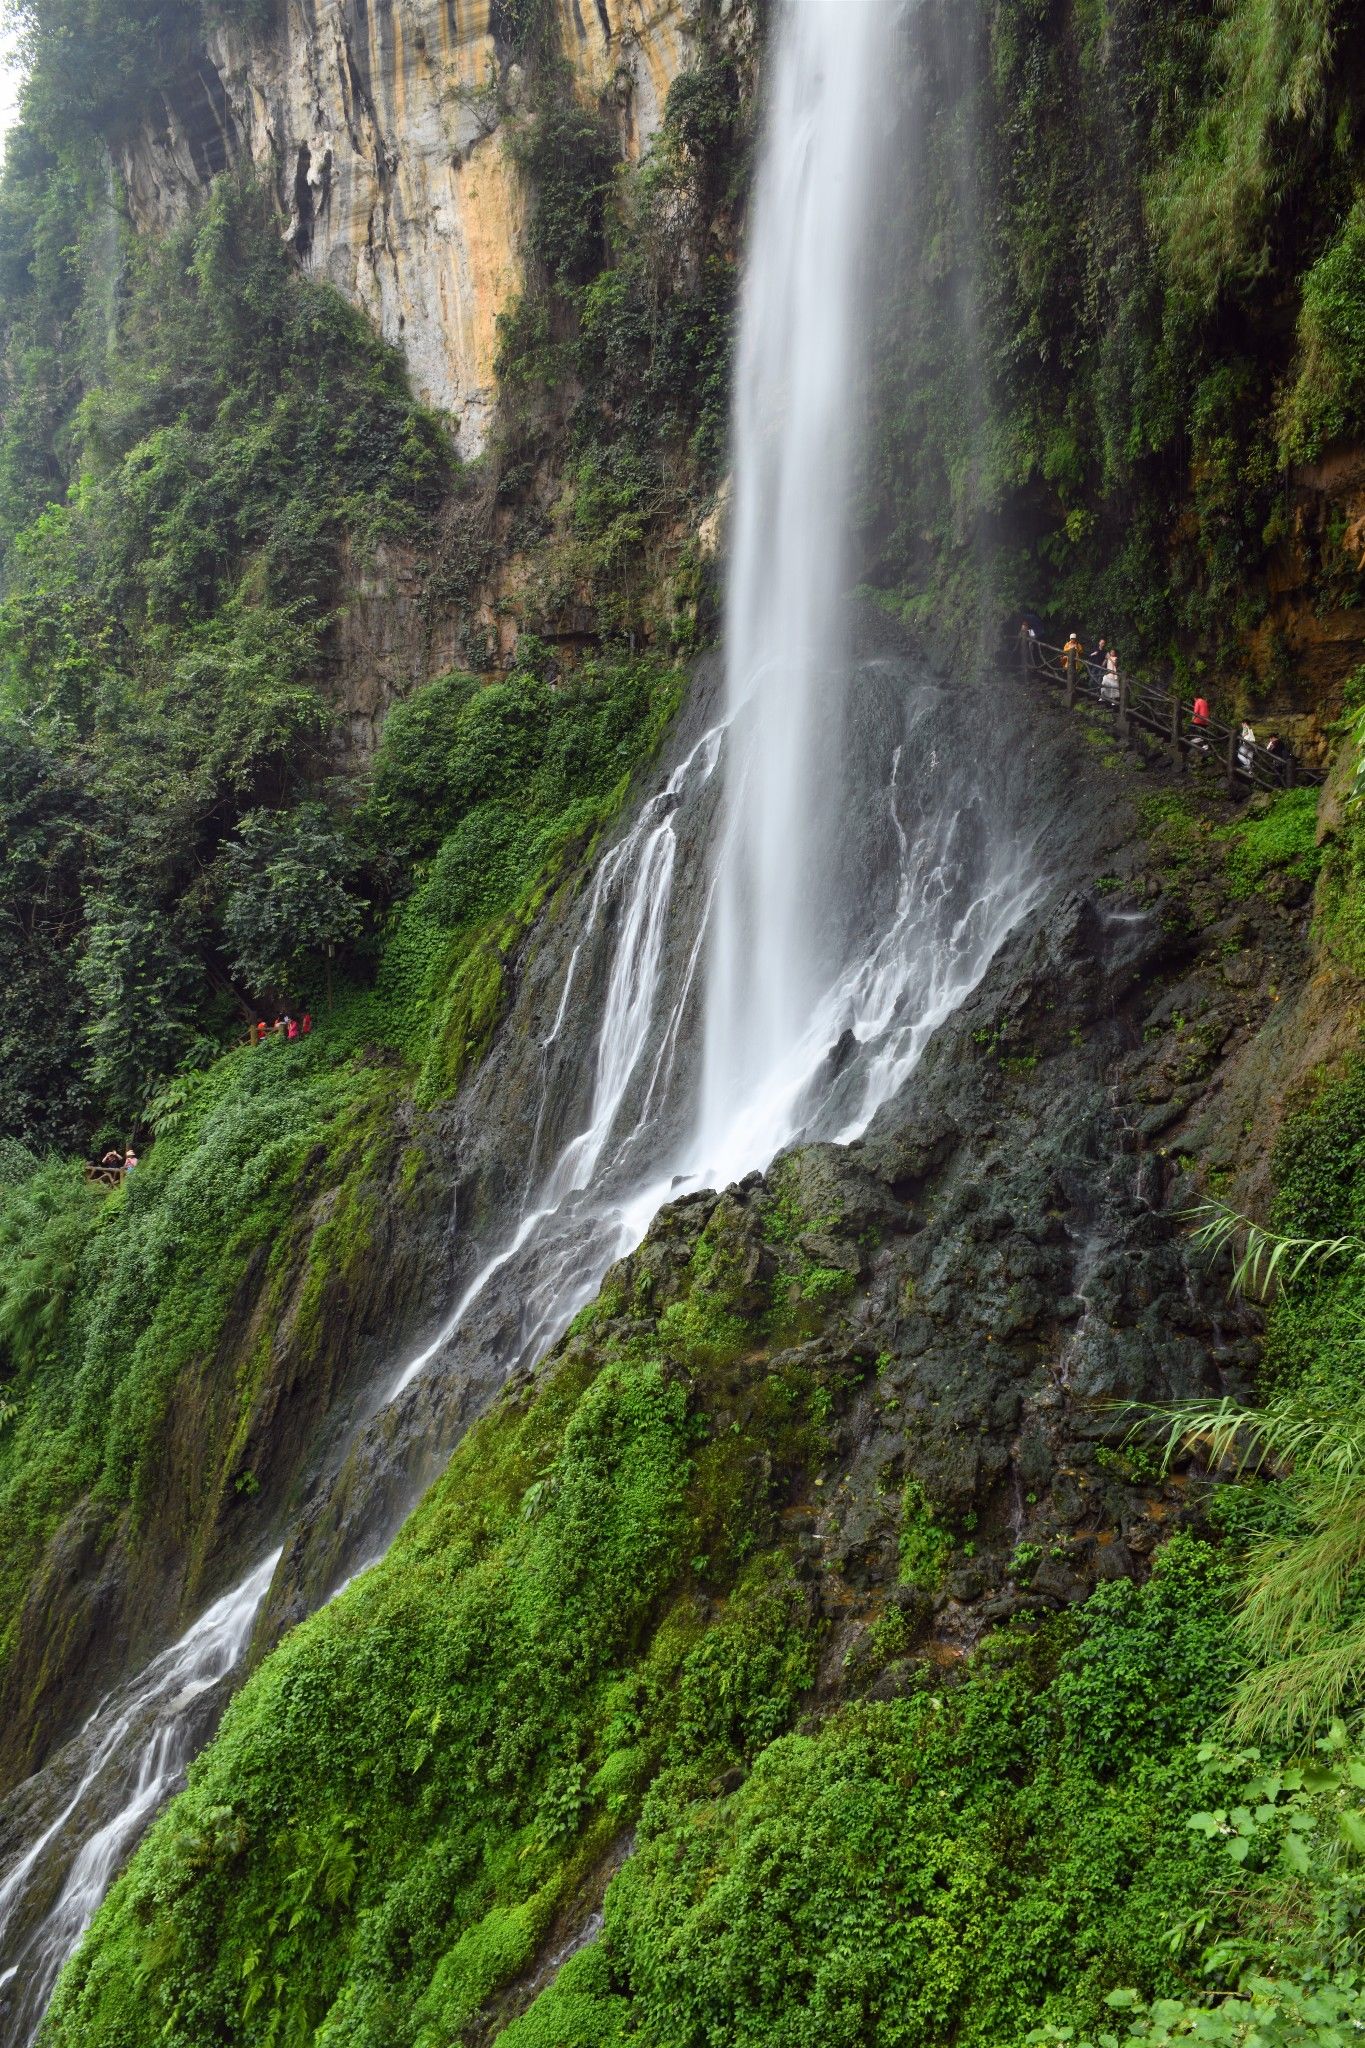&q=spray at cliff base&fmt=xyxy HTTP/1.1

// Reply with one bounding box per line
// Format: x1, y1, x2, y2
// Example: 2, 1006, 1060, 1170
0, 3, 1047, 2032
